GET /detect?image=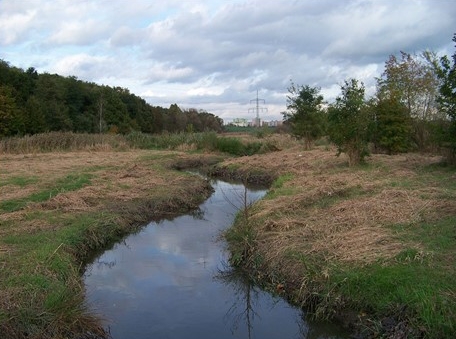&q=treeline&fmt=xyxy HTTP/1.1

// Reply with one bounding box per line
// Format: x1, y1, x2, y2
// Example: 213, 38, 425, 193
284, 34, 456, 165
0, 60, 223, 137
